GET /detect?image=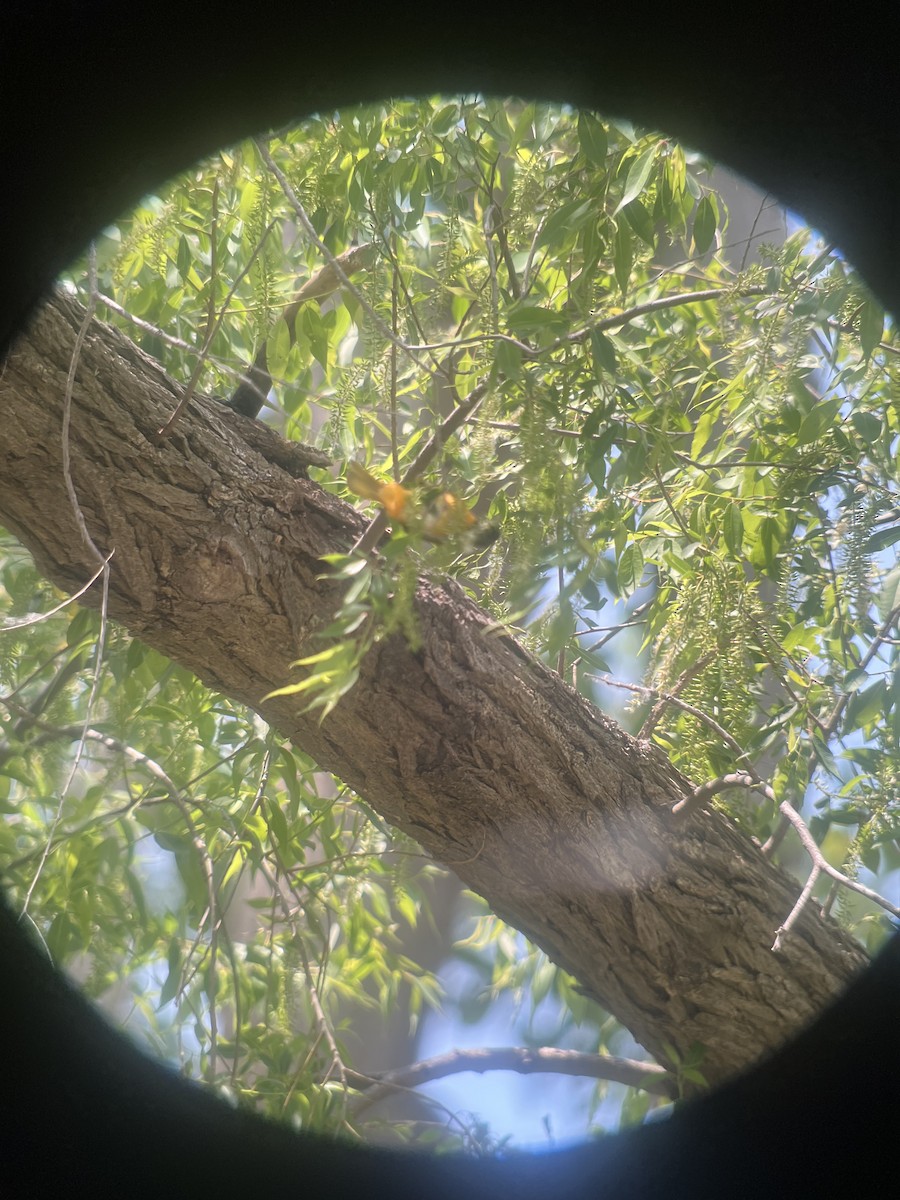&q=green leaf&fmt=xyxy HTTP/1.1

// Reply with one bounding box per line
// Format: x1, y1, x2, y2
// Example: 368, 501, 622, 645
866, 524, 900, 553
590, 329, 617, 378
176, 235, 192, 281
537, 198, 594, 249
266, 796, 291, 855
300, 305, 329, 371
587, 447, 607, 490
266, 316, 291, 381
723, 504, 744, 556
494, 338, 523, 379
754, 515, 784, 570
692, 194, 718, 254
614, 222, 633, 294
842, 667, 869, 693
431, 103, 459, 136
851, 411, 882, 443
811, 735, 840, 779
238, 179, 259, 224
546, 602, 576, 661
795, 395, 842, 445
842, 680, 886, 735
617, 544, 645, 591
577, 111, 607, 165
614, 143, 658, 214
689, 407, 717, 460
859, 299, 884, 360
682, 1068, 708, 1086
623, 199, 655, 246
661, 1041, 681, 1067
159, 939, 182, 1007
154, 831, 192, 855
506, 305, 569, 337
